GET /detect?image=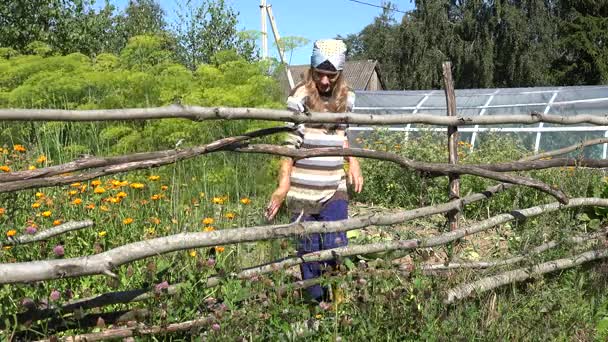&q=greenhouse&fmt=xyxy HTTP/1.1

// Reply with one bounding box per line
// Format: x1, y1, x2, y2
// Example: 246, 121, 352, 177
351, 85, 608, 158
